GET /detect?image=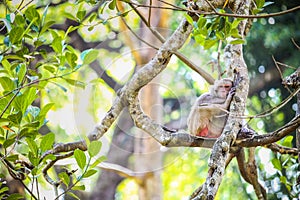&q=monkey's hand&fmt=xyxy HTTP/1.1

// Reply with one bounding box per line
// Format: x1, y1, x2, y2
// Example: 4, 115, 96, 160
228, 86, 236, 99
